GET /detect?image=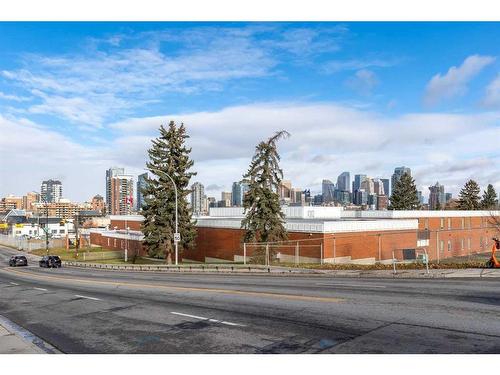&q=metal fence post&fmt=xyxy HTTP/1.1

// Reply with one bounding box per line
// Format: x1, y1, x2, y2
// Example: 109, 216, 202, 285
295, 242, 299, 265
378, 234, 382, 262
243, 243, 247, 265
320, 241, 323, 265
265, 244, 269, 266
333, 237, 336, 264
